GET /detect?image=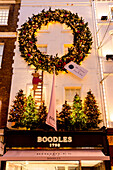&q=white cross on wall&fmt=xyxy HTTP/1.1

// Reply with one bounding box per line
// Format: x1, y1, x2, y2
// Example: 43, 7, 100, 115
36, 22, 73, 57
